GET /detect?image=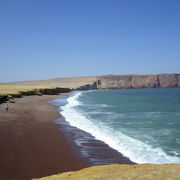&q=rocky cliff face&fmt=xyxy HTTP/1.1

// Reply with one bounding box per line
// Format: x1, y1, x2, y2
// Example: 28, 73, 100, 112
76, 82, 97, 90
96, 74, 180, 89
158, 74, 179, 88
178, 74, 180, 87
